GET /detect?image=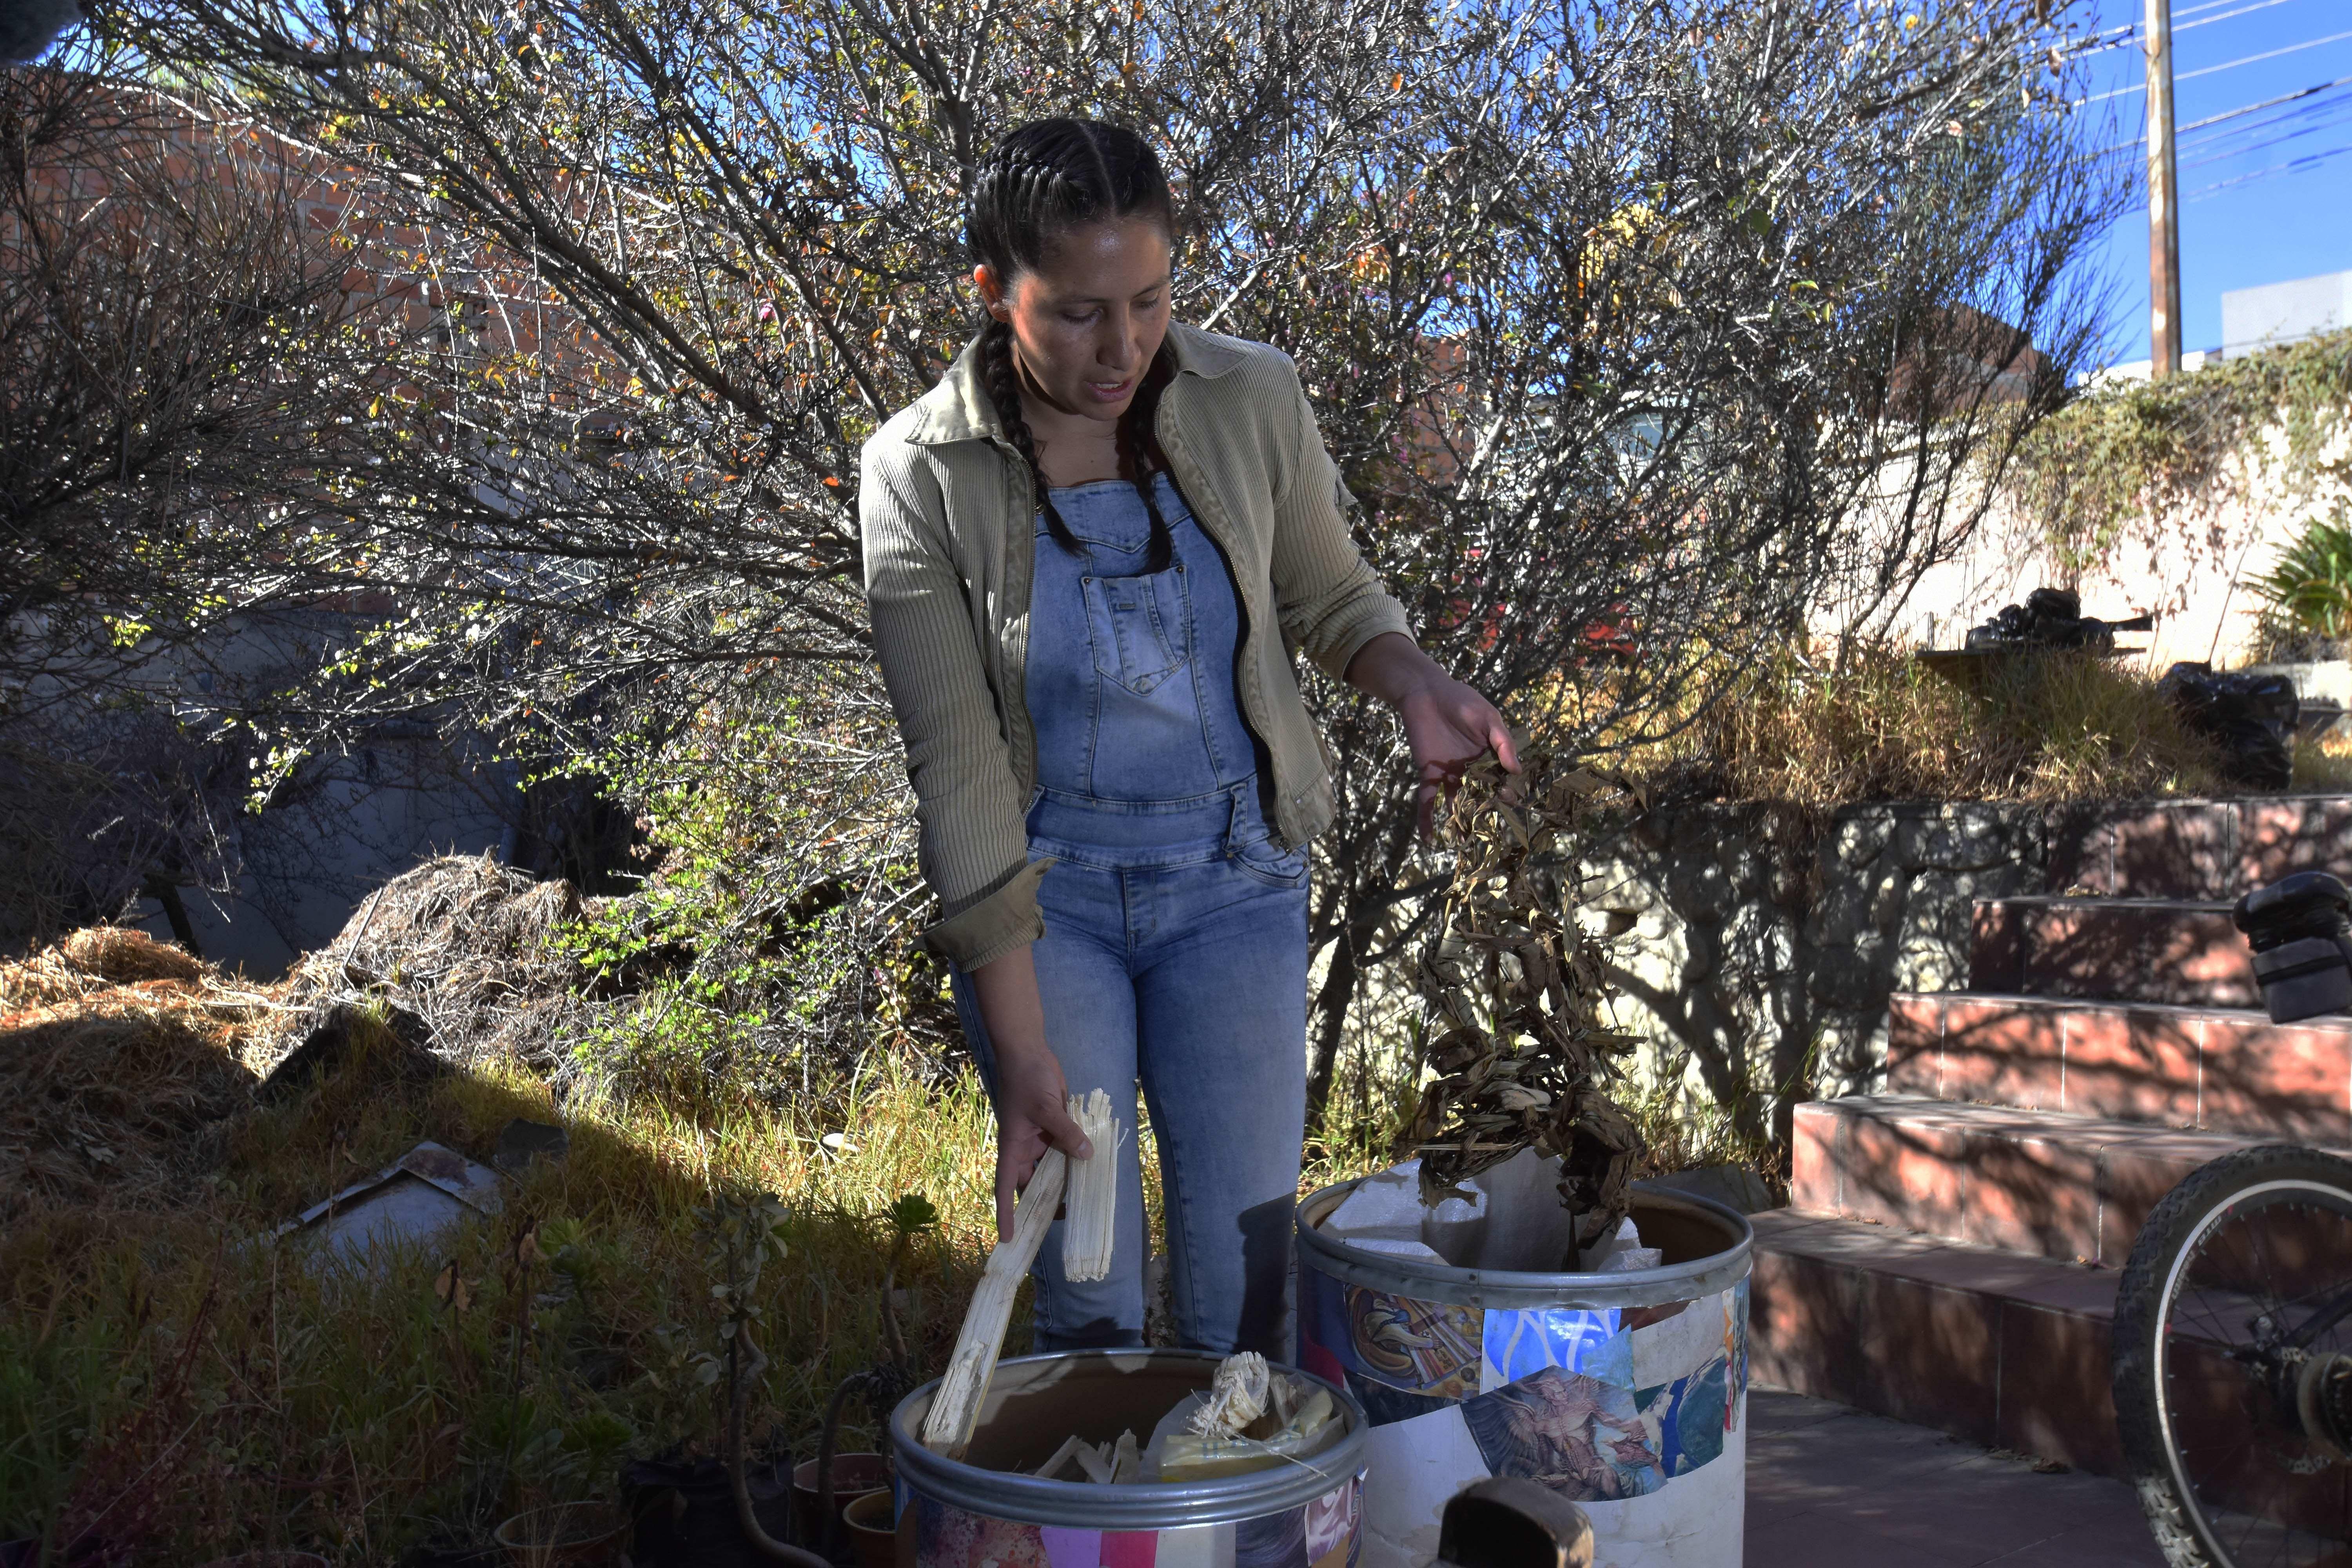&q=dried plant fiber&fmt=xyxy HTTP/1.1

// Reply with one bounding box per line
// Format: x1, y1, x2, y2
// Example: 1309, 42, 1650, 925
1060, 1089, 1125, 1282
920, 1146, 1068, 1458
